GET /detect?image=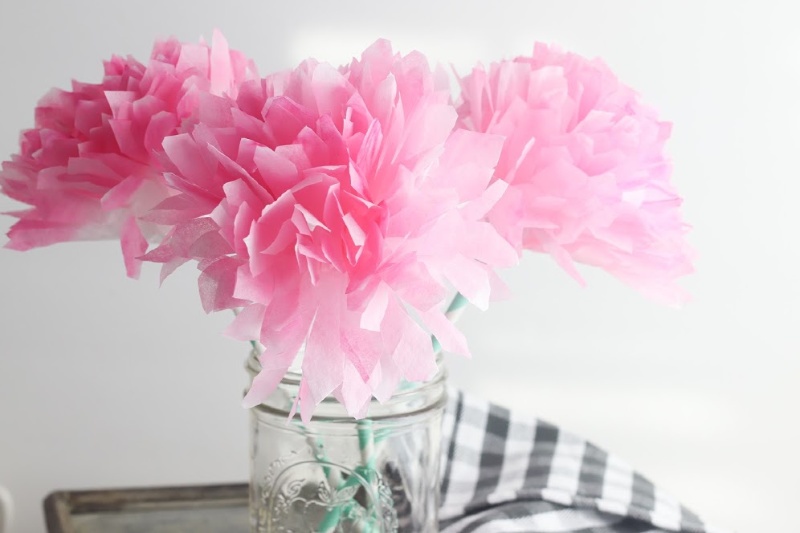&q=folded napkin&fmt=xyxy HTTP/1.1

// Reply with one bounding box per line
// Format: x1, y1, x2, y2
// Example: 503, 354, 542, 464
437, 390, 729, 533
